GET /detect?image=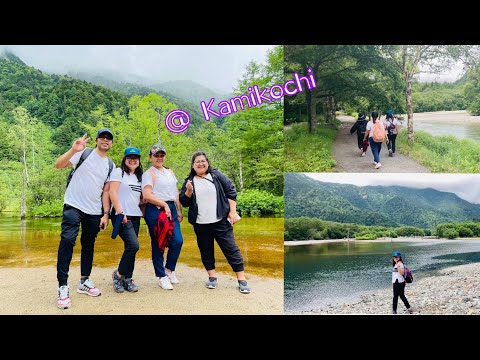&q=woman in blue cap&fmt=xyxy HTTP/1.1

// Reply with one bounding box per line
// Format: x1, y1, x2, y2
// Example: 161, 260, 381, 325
108, 147, 144, 293
392, 251, 413, 314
